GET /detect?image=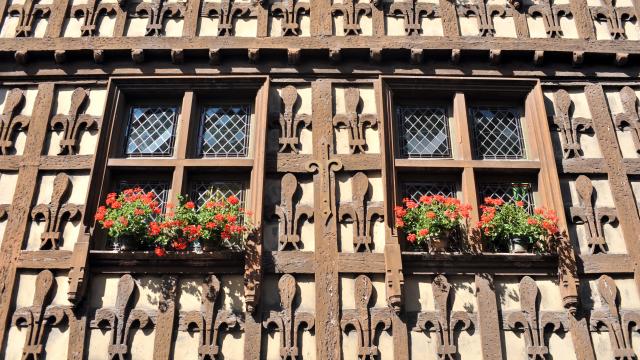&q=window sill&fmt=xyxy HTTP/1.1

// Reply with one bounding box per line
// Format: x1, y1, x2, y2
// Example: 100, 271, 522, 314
89, 250, 245, 273
401, 251, 558, 275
